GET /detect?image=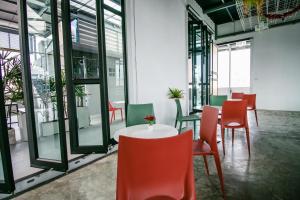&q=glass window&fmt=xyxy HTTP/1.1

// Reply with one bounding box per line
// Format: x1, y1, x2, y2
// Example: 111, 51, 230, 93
0, 152, 4, 181
217, 49, 230, 95
27, 0, 62, 161
75, 84, 103, 146
104, 0, 121, 11
104, 9, 126, 137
